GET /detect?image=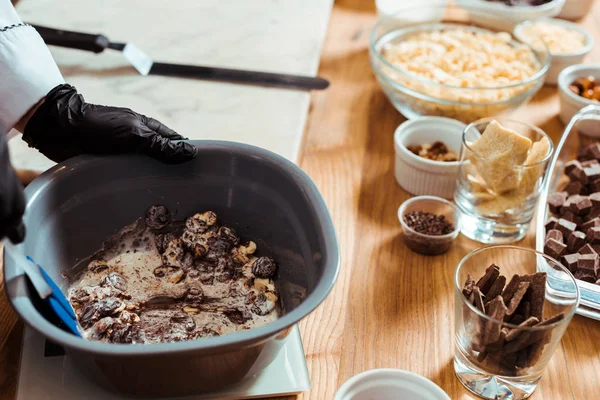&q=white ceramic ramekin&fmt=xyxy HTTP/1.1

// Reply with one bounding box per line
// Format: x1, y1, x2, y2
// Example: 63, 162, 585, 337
394, 117, 466, 199
514, 18, 594, 85
557, 64, 600, 124
334, 369, 450, 400
558, 0, 595, 20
